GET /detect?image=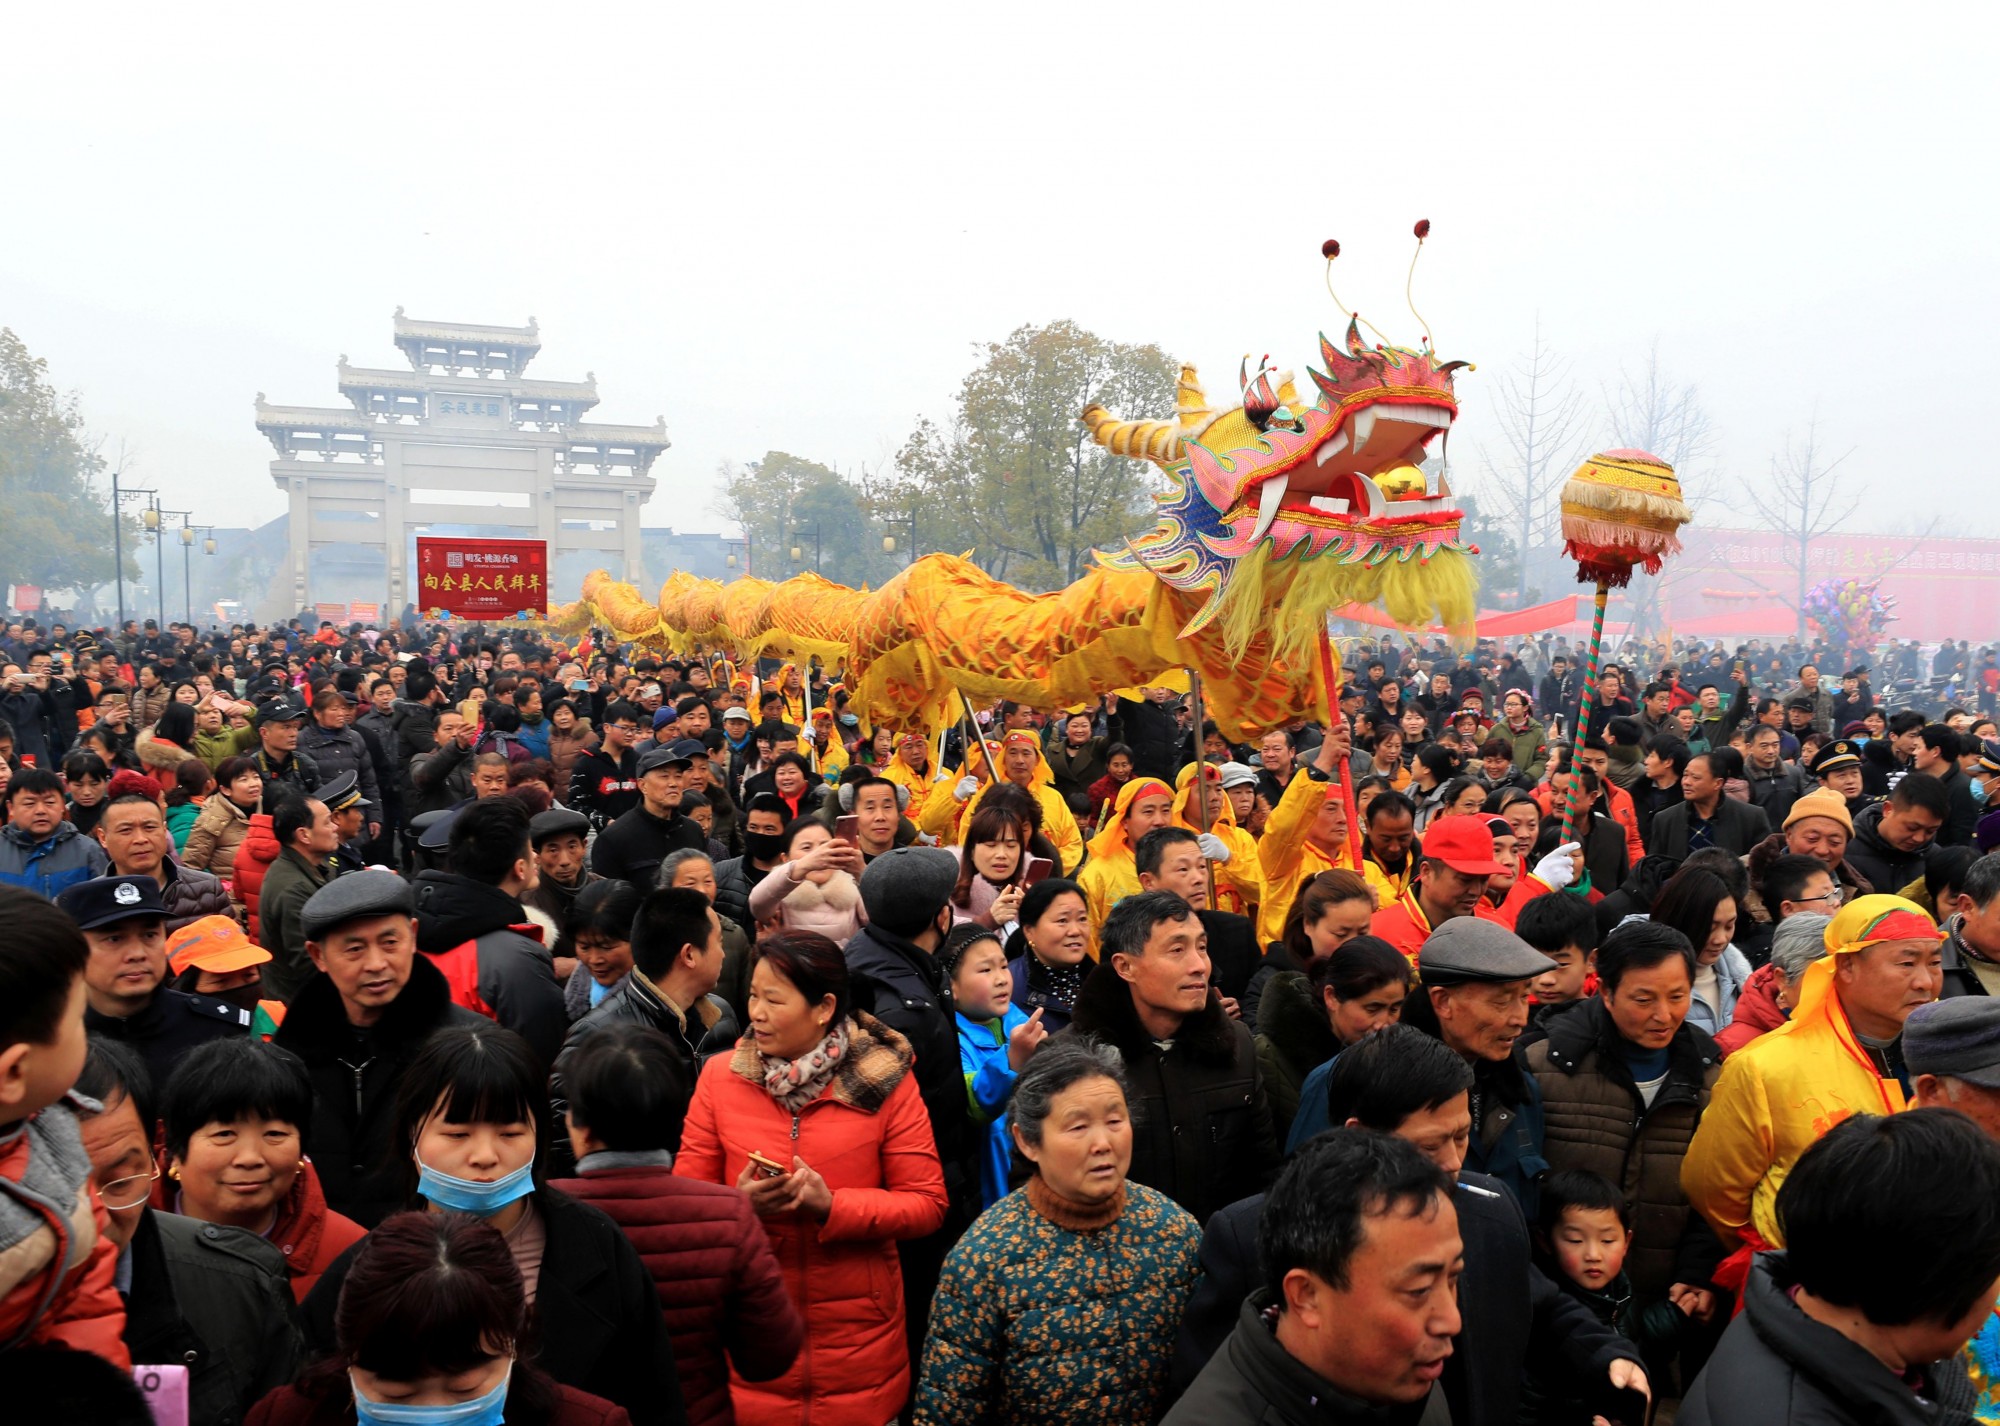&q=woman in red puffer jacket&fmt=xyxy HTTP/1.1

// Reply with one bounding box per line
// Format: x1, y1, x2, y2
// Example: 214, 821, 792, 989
674, 932, 947, 1426
552, 1023, 803, 1426
234, 810, 281, 941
